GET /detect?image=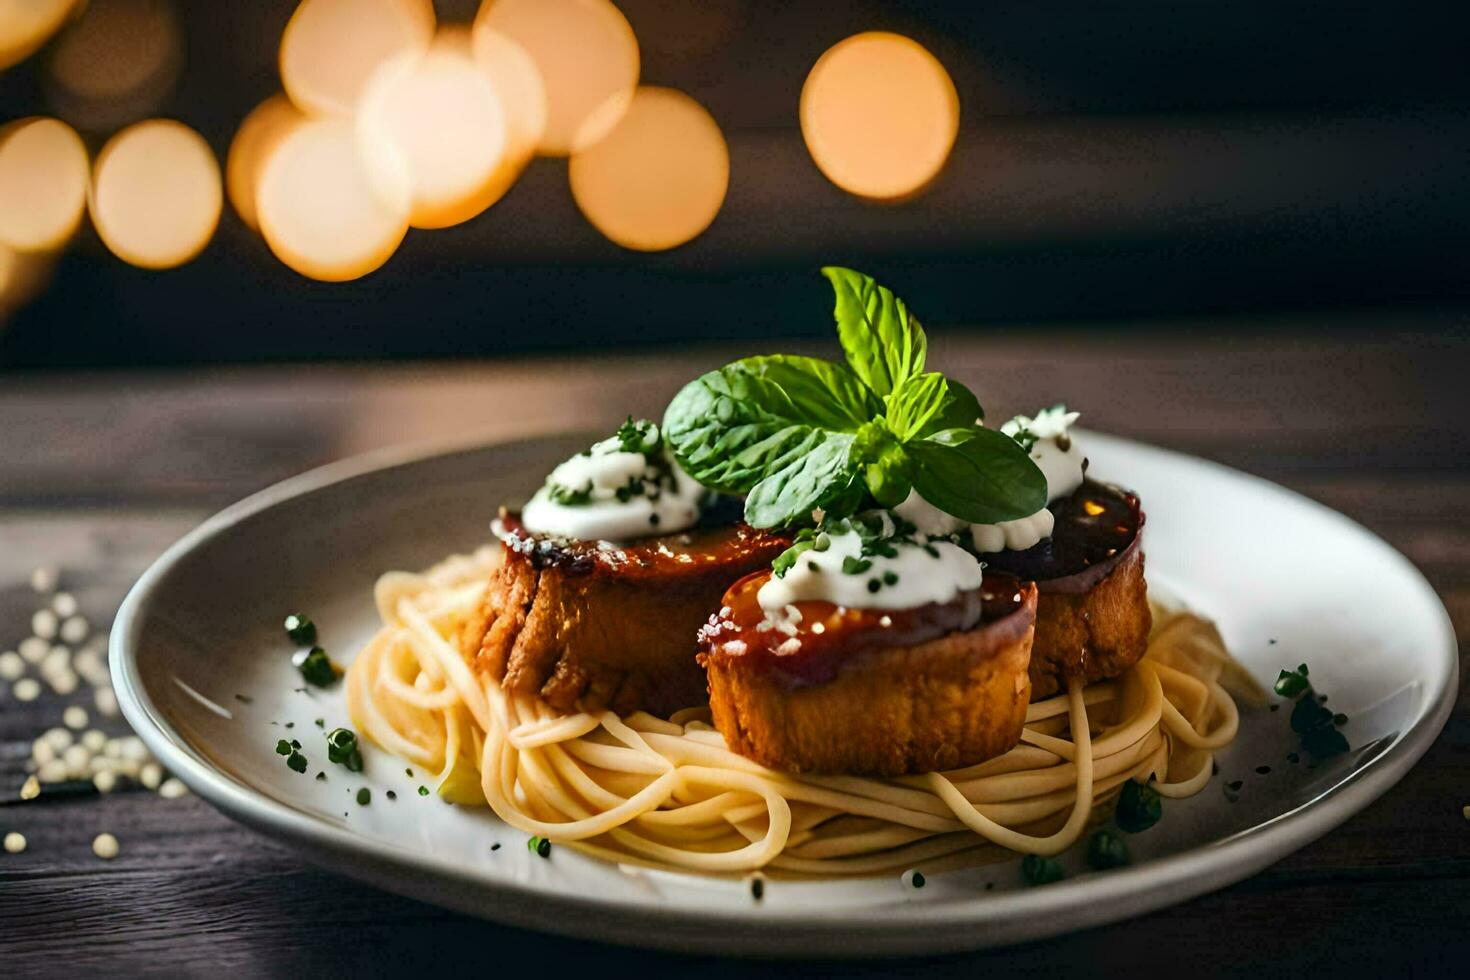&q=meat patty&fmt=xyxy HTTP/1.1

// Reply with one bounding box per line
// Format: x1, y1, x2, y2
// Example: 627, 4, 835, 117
700, 572, 1037, 776
983, 480, 1151, 699
464, 510, 790, 716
